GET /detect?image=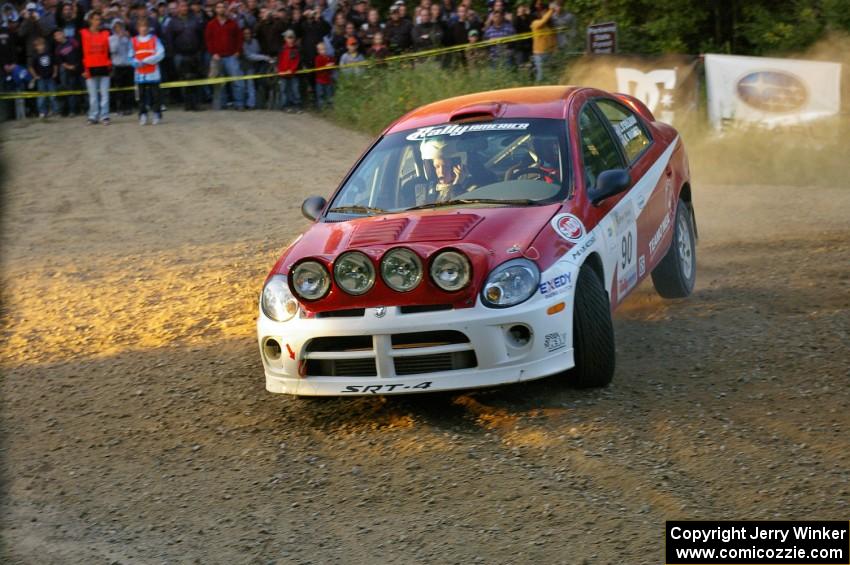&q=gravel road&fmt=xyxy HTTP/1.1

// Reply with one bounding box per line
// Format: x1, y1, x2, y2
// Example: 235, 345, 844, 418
1, 111, 848, 564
